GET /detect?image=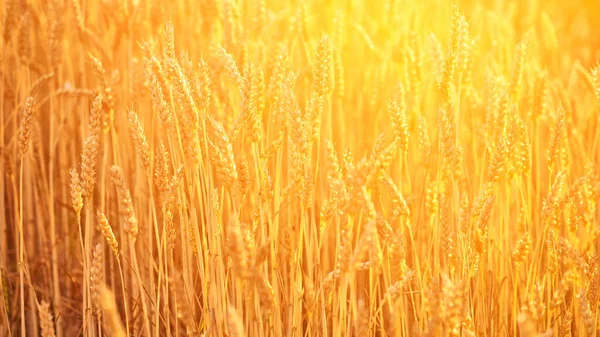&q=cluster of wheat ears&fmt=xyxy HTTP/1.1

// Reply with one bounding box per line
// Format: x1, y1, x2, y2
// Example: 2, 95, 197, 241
1, 0, 600, 336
